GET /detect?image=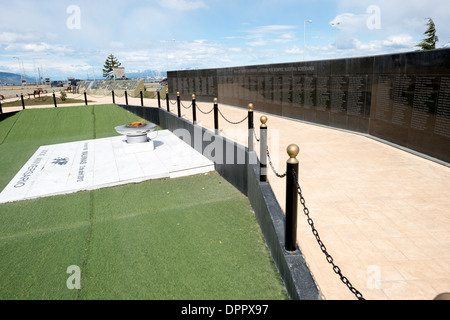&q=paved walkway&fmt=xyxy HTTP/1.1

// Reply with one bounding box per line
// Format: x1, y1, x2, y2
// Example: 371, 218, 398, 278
2, 93, 449, 300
